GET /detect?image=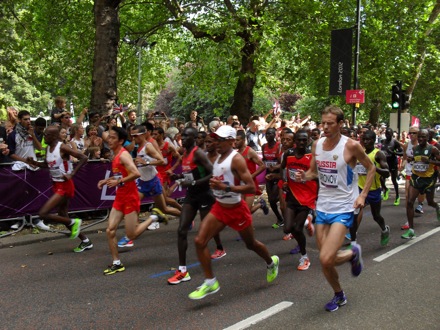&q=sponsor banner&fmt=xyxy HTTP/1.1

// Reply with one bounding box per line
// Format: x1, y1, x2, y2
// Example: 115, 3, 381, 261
329, 28, 353, 96
0, 162, 186, 219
